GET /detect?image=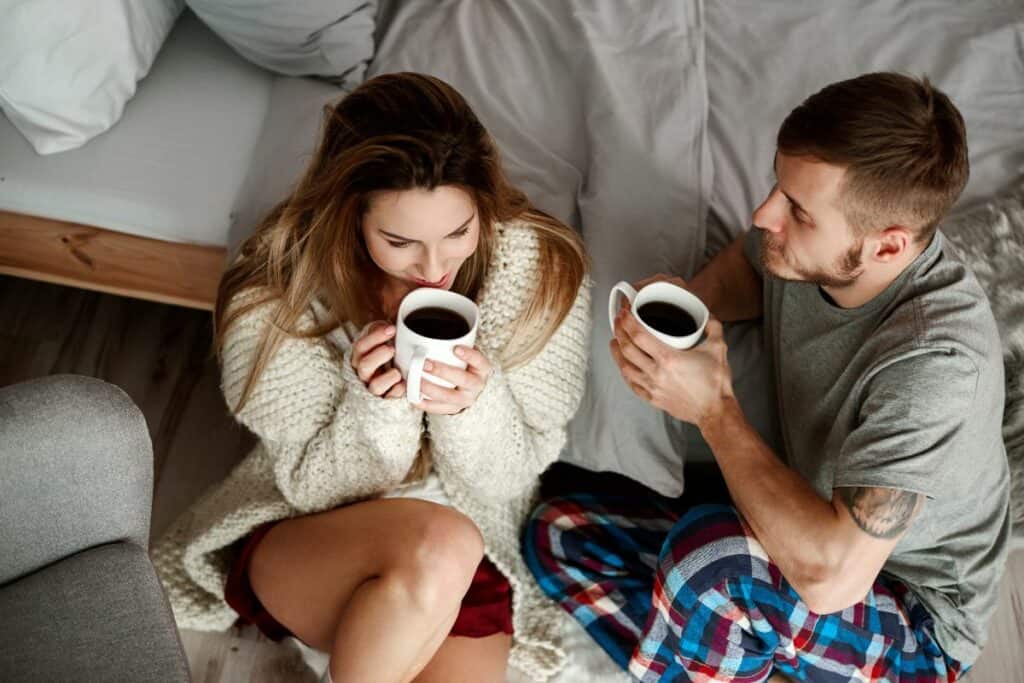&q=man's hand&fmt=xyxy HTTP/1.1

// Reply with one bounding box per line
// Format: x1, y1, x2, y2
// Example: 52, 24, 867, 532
609, 306, 734, 429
